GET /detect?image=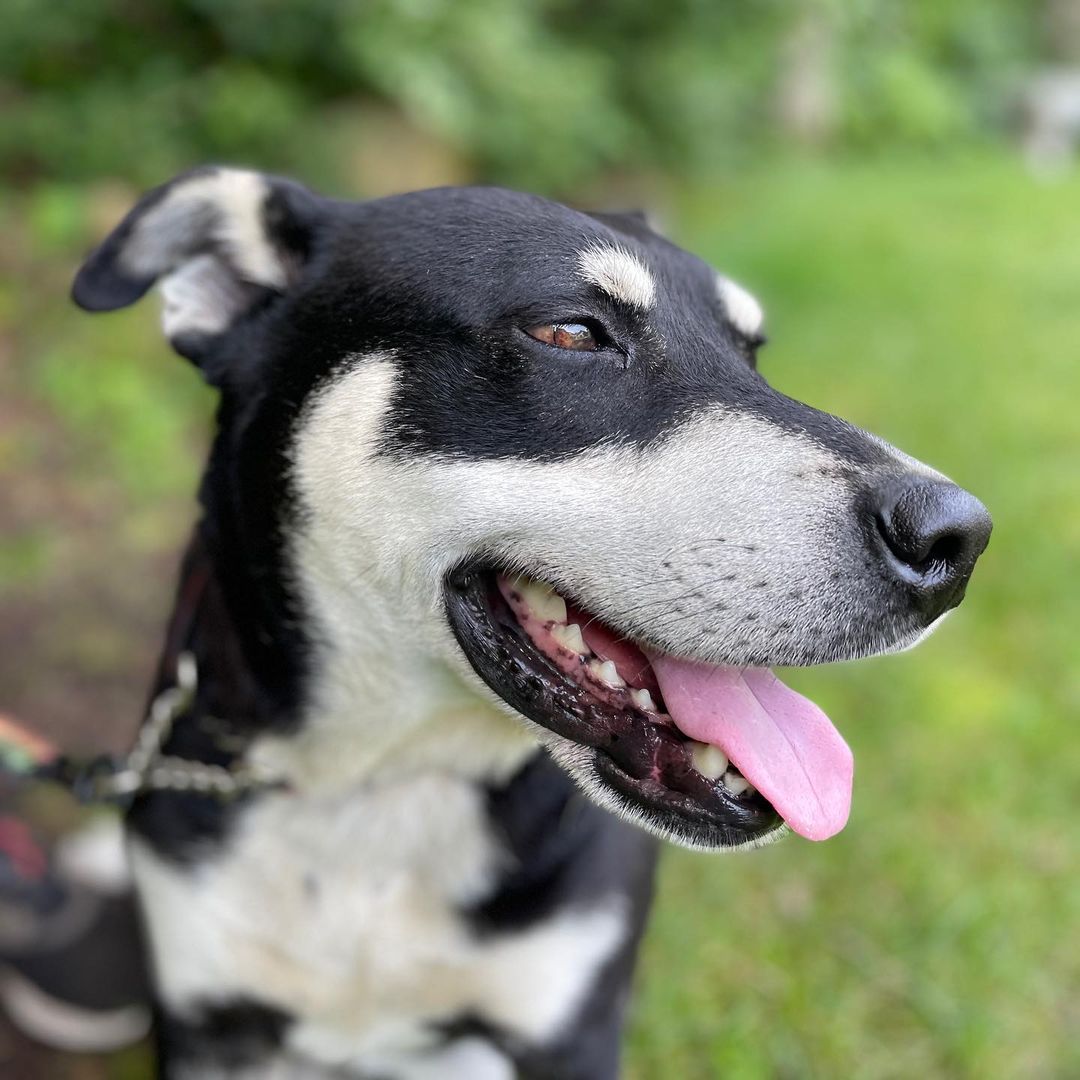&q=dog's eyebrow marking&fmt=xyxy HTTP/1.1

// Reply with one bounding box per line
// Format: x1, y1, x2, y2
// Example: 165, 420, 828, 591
716, 276, 765, 338
577, 243, 656, 309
